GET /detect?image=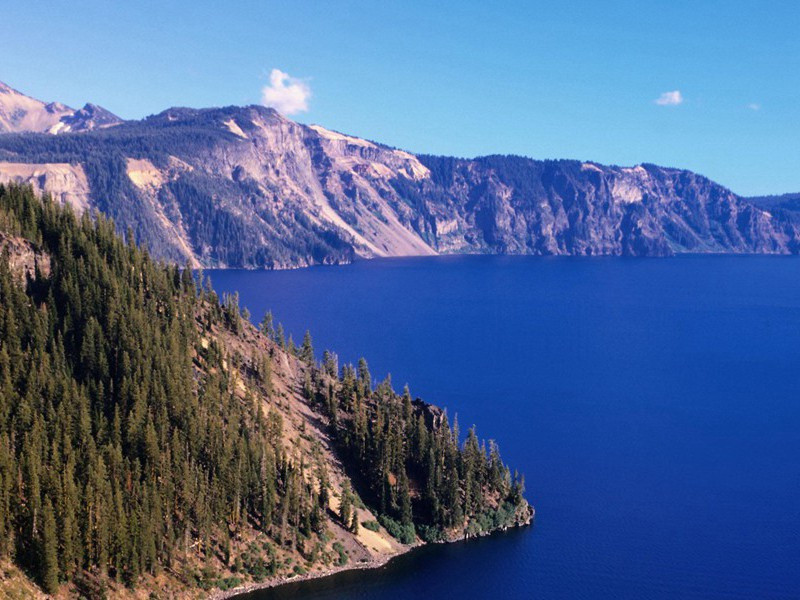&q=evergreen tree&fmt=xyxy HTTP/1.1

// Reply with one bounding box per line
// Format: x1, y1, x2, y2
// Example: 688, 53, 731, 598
300, 330, 314, 365
260, 310, 274, 338
339, 481, 353, 528
40, 497, 59, 594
